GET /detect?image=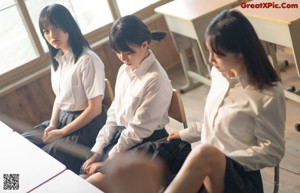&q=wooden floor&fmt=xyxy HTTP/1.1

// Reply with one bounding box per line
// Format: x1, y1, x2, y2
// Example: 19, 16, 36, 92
167, 46, 300, 193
